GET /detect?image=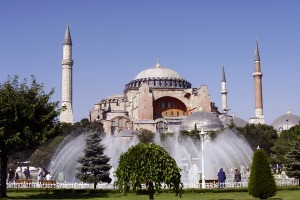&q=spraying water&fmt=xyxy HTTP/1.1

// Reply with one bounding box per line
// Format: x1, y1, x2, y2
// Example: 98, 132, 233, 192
48, 128, 253, 185
48, 133, 87, 182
